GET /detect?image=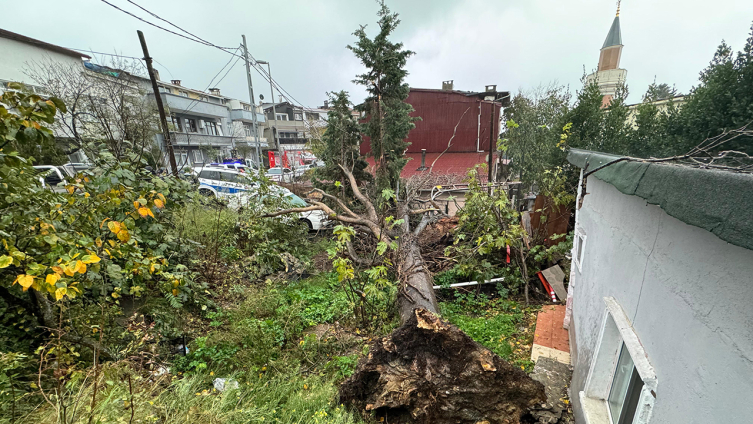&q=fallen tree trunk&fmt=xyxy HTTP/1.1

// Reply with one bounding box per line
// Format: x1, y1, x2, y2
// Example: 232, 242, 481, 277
340, 308, 546, 424
397, 237, 439, 322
